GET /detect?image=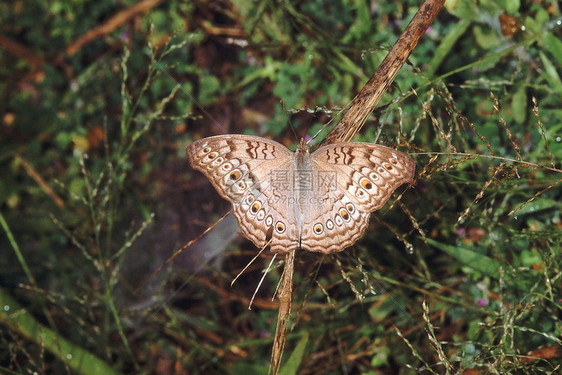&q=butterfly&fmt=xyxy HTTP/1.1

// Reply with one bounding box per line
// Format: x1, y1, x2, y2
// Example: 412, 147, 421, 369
187, 135, 414, 253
